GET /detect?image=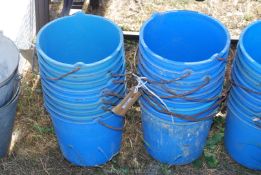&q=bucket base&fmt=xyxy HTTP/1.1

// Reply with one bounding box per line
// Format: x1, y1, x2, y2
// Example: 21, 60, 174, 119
142, 110, 212, 165
51, 112, 123, 167
224, 110, 261, 171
